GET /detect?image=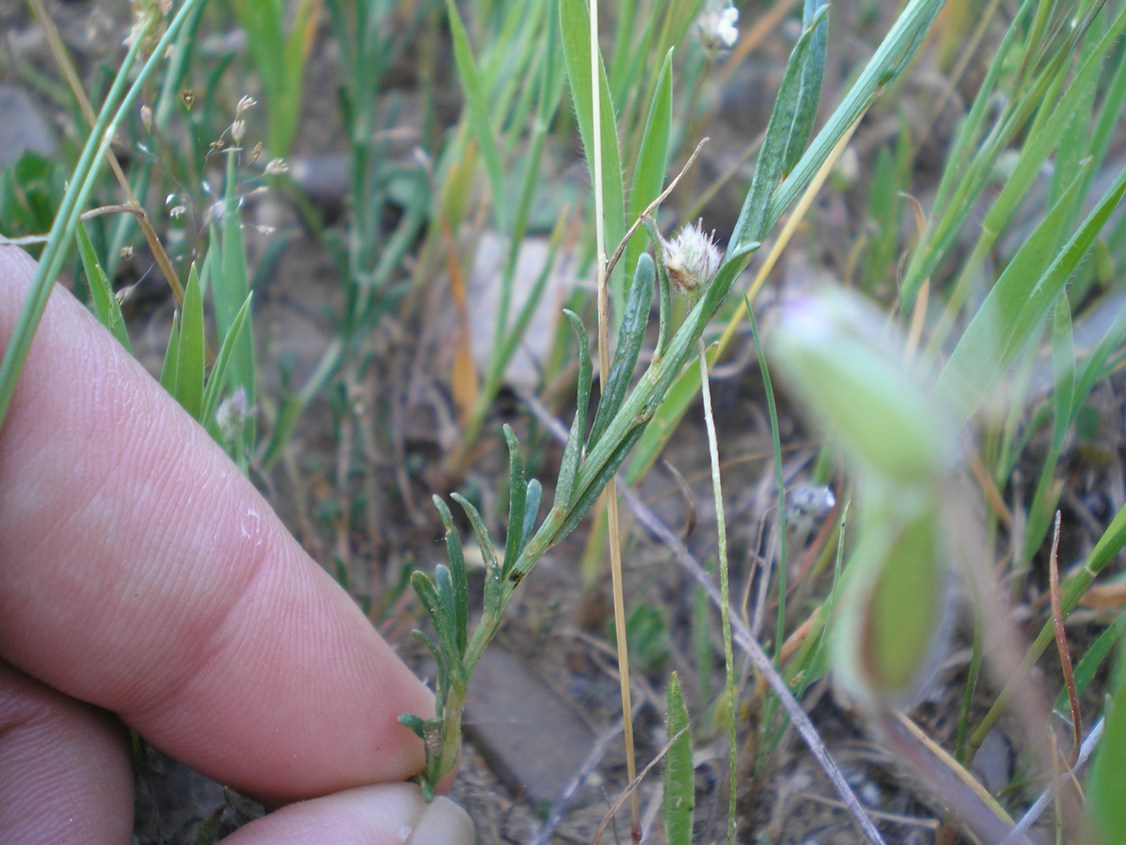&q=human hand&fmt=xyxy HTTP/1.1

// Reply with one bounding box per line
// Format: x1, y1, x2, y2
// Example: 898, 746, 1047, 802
0, 245, 473, 845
